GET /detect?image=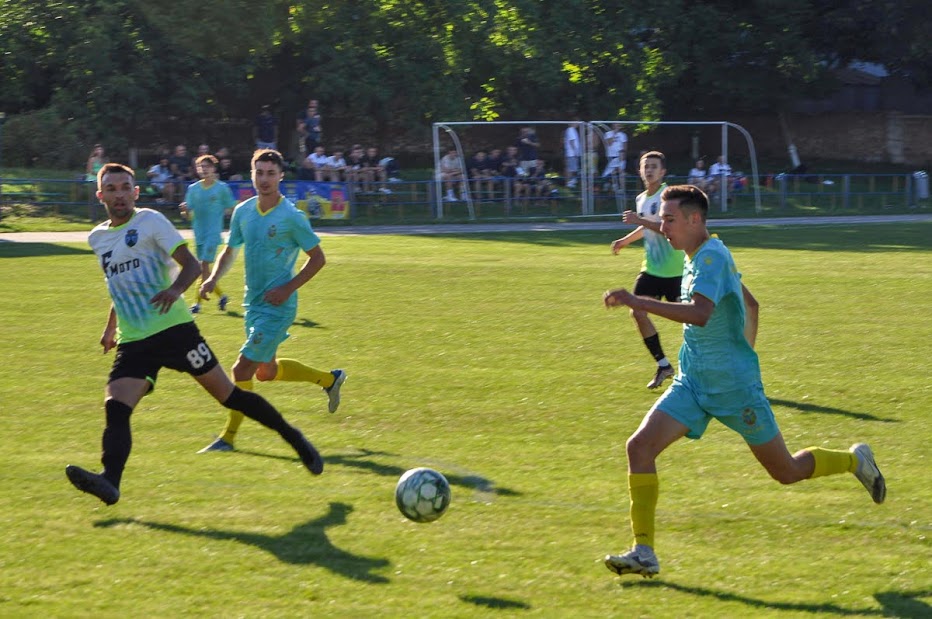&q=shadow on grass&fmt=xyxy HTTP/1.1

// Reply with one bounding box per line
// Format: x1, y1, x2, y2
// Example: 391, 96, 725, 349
458, 594, 531, 610
95, 501, 390, 583
620, 581, 930, 618
216, 309, 320, 329
770, 398, 898, 423
0, 241, 93, 258
234, 447, 521, 498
